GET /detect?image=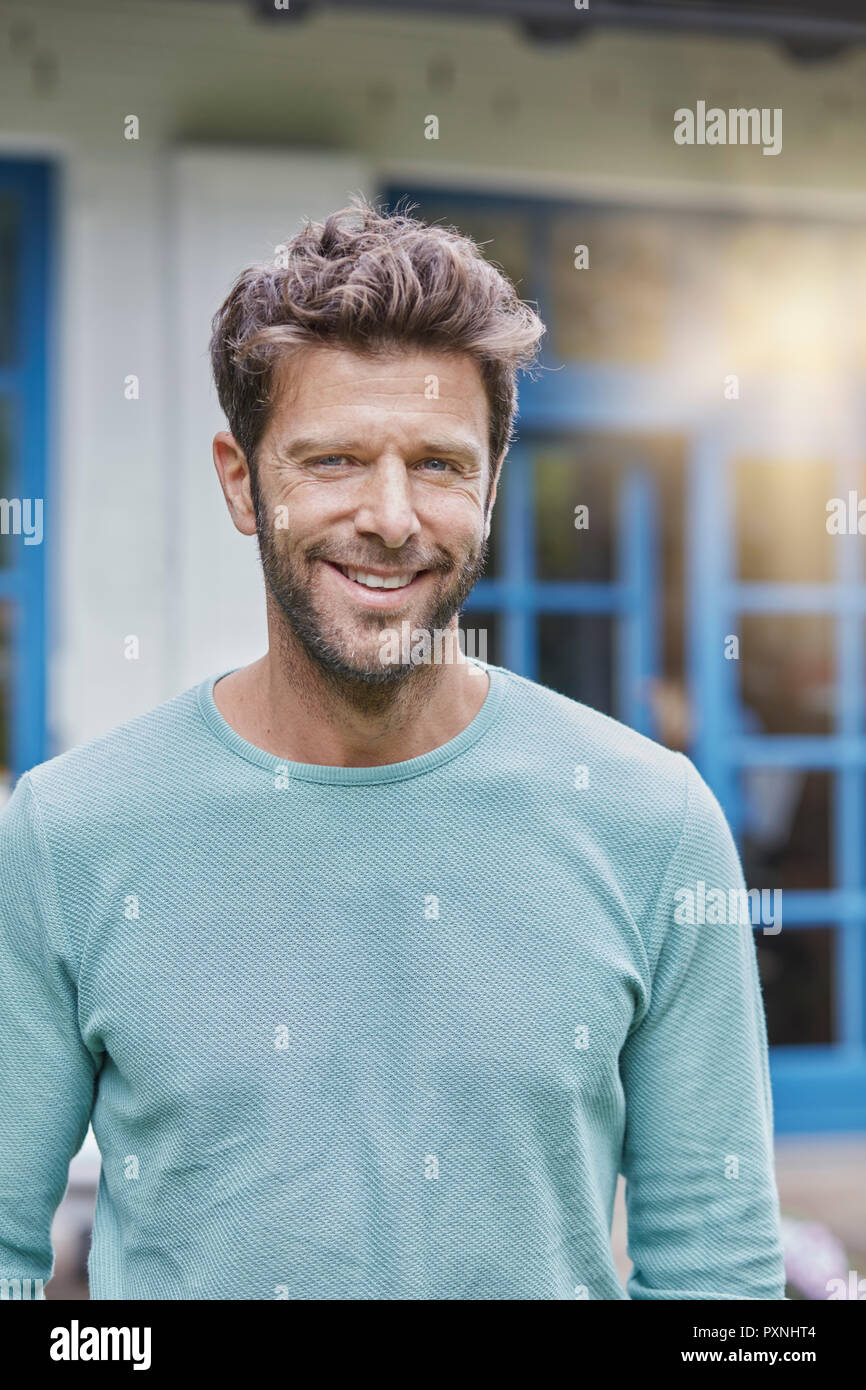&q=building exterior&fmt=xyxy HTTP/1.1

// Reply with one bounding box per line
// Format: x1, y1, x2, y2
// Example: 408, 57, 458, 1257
2, 0, 866, 1167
